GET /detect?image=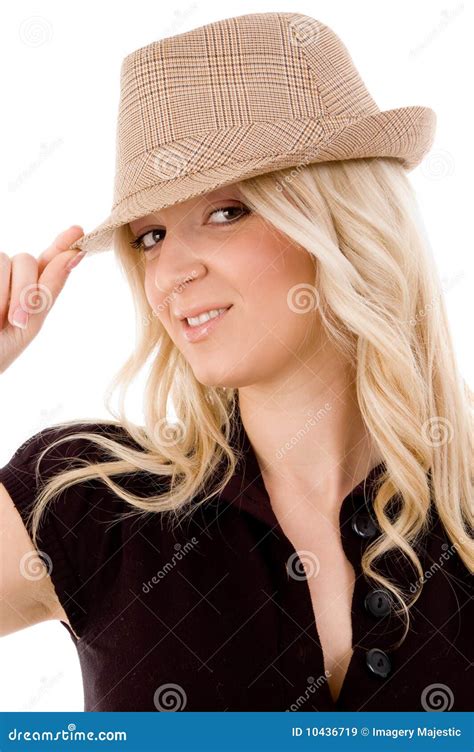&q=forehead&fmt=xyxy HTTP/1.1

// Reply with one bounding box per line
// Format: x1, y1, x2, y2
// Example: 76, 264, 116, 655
128, 184, 244, 232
